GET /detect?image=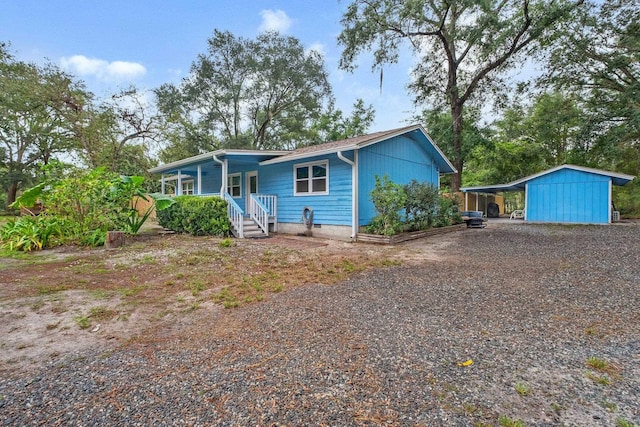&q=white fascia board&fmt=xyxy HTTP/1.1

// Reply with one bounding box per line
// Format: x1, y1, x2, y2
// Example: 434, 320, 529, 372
149, 149, 290, 174
259, 145, 358, 166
